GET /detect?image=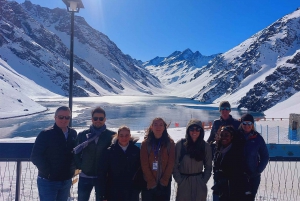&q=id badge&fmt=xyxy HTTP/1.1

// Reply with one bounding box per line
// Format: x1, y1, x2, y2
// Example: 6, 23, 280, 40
152, 161, 158, 170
